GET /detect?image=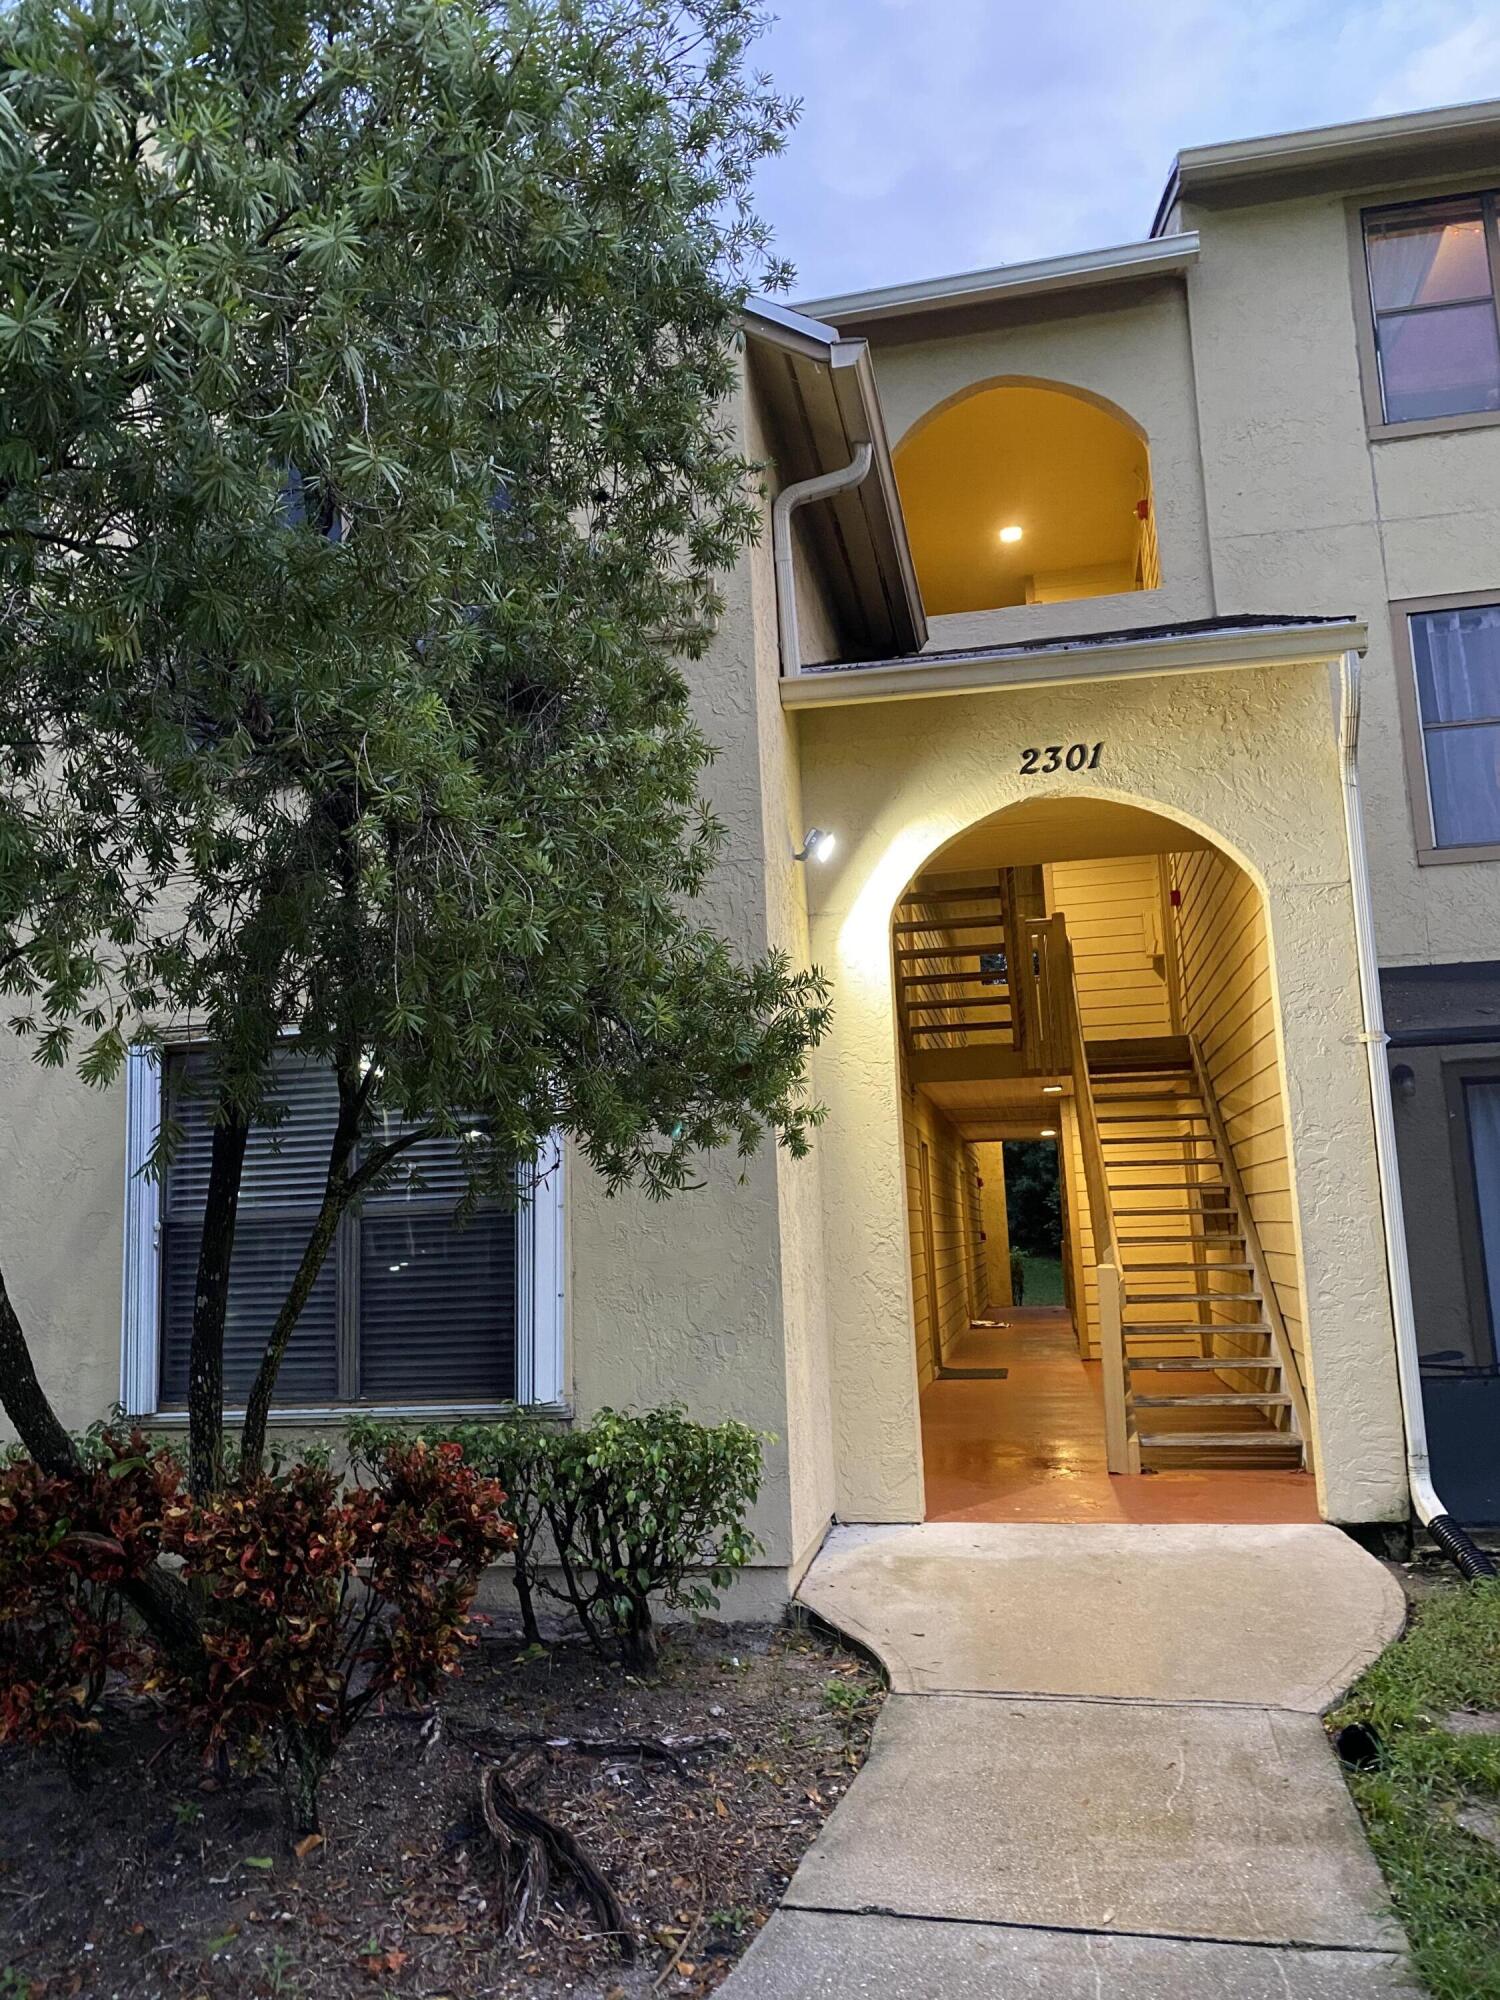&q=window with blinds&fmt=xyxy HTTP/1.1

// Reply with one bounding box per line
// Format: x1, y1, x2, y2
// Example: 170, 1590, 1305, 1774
157, 1048, 517, 1407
